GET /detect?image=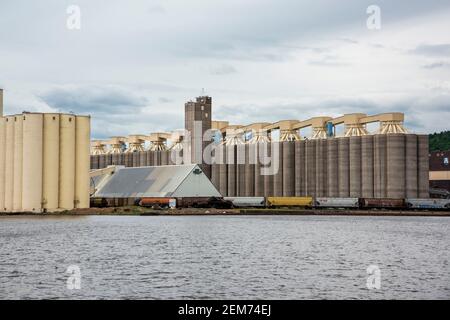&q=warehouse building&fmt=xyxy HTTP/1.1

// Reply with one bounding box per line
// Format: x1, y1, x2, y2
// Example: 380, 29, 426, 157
92, 164, 221, 199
